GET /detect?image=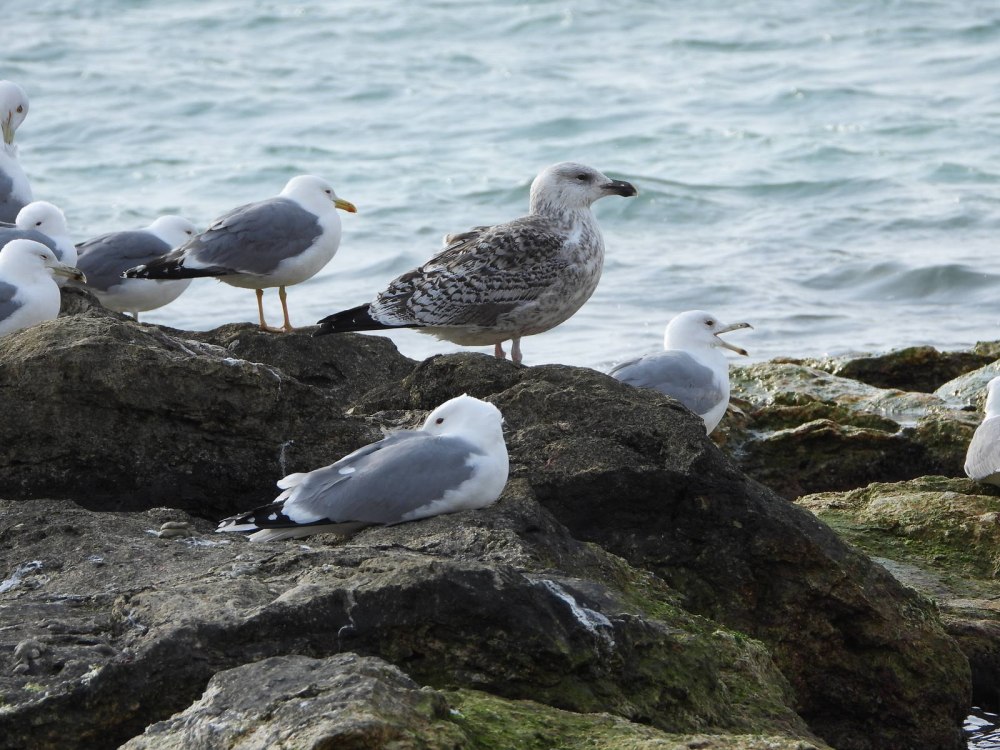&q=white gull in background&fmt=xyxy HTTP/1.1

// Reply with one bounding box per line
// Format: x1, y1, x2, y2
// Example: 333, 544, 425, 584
75, 216, 197, 320
609, 310, 752, 434
0, 81, 31, 224
315, 162, 637, 364
125, 175, 356, 332
964, 376, 1000, 486
217, 394, 509, 542
0, 201, 77, 286
0, 239, 85, 337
